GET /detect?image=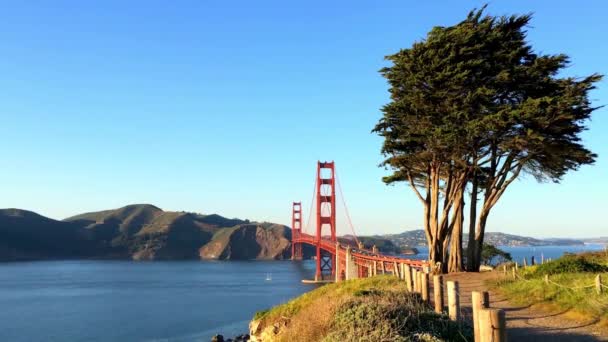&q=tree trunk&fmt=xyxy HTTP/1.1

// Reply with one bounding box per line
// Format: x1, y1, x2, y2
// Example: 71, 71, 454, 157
427, 164, 443, 270
425, 163, 454, 272
472, 208, 490, 271
448, 192, 464, 272
466, 170, 478, 271
441, 233, 450, 274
